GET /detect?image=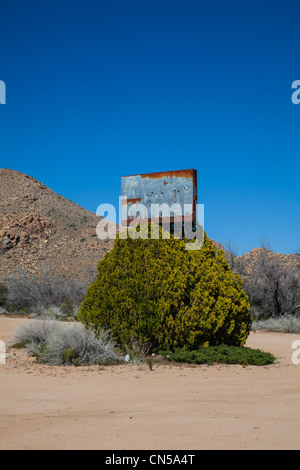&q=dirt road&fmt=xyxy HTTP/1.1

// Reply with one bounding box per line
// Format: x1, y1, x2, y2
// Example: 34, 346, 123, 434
0, 317, 299, 450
